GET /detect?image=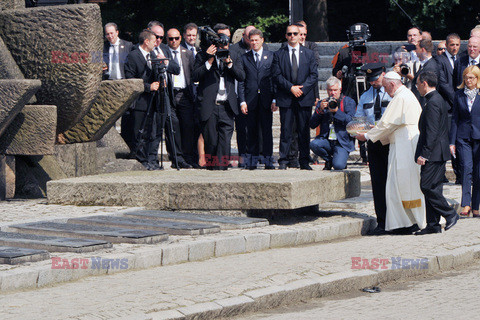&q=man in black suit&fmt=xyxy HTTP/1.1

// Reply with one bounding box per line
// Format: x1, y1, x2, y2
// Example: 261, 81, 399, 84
411, 39, 438, 105
167, 28, 197, 168
437, 33, 461, 184
103, 22, 133, 80
273, 24, 318, 170
123, 29, 161, 170
149, 24, 188, 169
181, 23, 200, 58
192, 24, 245, 170
230, 25, 255, 167
238, 29, 276, 170
453, 36, 480, 89
414, 71, 459, 235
